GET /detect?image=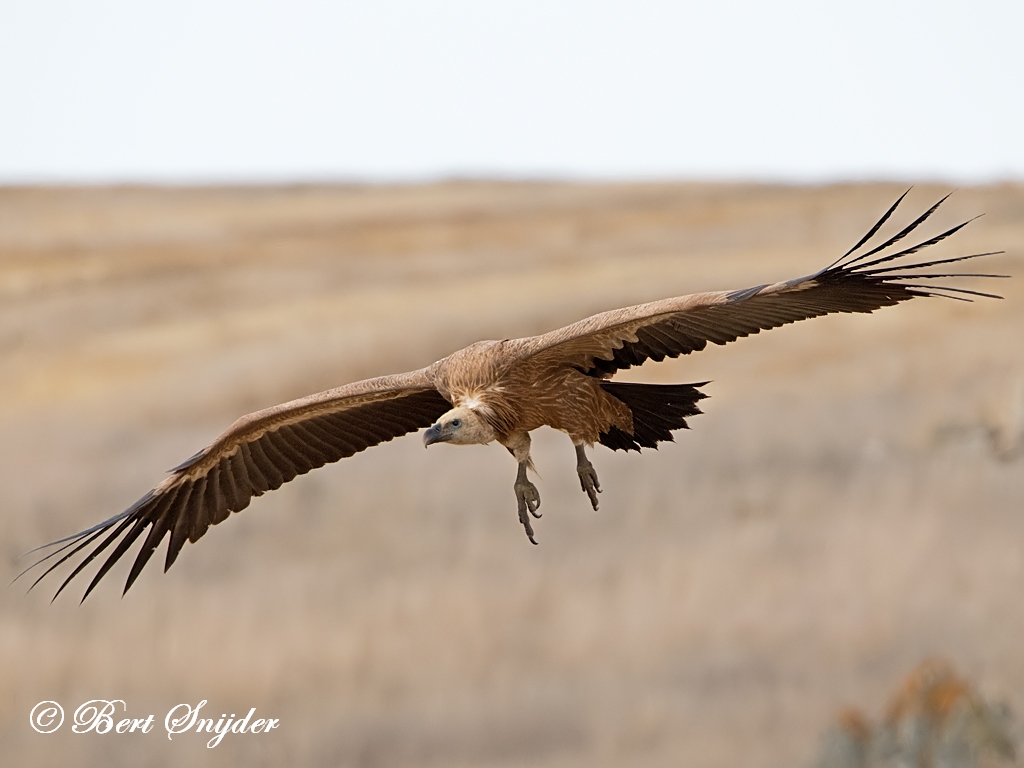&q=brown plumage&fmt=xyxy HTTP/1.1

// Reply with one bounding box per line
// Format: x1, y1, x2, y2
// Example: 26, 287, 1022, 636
23, 191, 1005, 600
